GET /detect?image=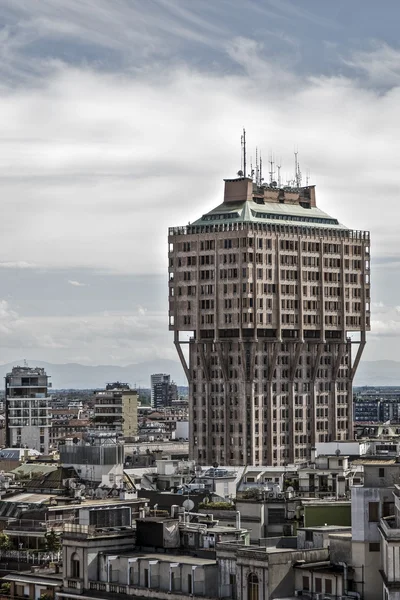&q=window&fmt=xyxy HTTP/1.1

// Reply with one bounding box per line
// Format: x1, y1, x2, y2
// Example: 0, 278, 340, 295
383, 502, 394, 518
315, 578, 322, 593
369, 542, 380, 552
379, 468, 385, 478
368, 502, 379, 522
325, 579, 332, 594
302, 575, 310, 591
248, 573, 259, 600
71, 553, 80, 579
